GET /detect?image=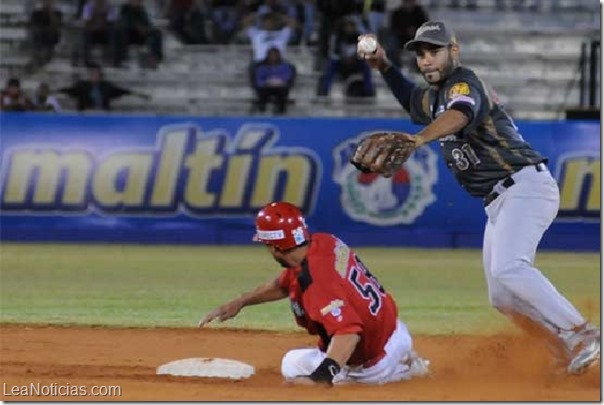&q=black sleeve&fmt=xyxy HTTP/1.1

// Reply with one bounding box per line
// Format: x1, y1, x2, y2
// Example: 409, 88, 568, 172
106, 83, 132, 99
408, 86, 432, 125
380, 66, 418, 112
